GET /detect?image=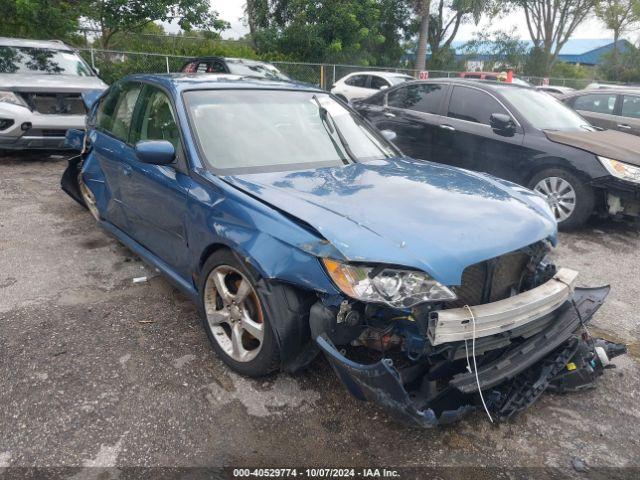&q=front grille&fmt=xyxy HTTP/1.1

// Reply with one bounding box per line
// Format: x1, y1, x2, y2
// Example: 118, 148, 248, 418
18, 92, 85, 115
25, 129, 67, 138
447, 249, 531, 308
